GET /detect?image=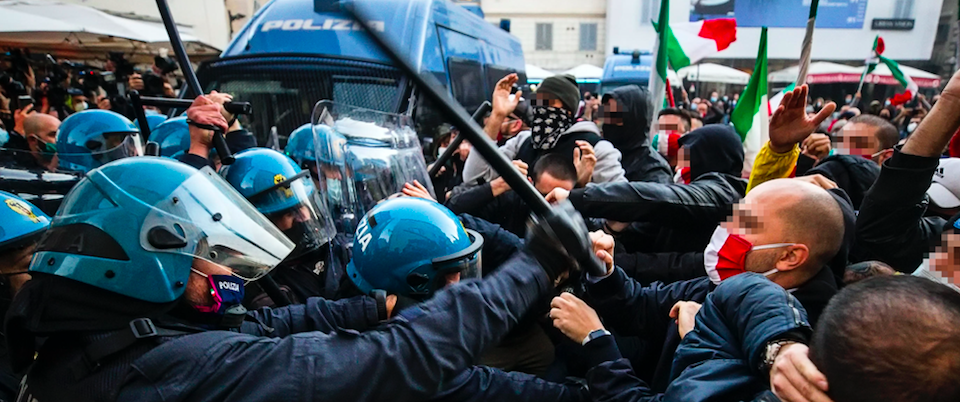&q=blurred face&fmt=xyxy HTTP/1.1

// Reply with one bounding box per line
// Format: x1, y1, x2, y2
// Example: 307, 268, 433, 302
268, 205, 311, 231
601, 98, 624, 126
534, 93, 564, 110
929, 232, 960, 287
710, 92, 719, 100
697, 103, 708, 116
658, 114, 687, 134
838, 122, 881, 158
723, 183, 796, 276
676, 146, 689, 171
534, 171, 575, 196
500, 116, 523, 137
